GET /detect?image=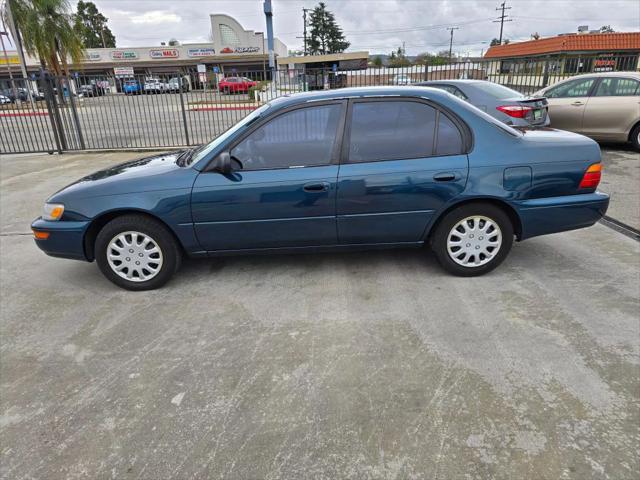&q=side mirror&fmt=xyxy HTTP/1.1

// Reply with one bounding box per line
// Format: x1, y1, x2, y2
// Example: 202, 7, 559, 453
210, 151, 232, 174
